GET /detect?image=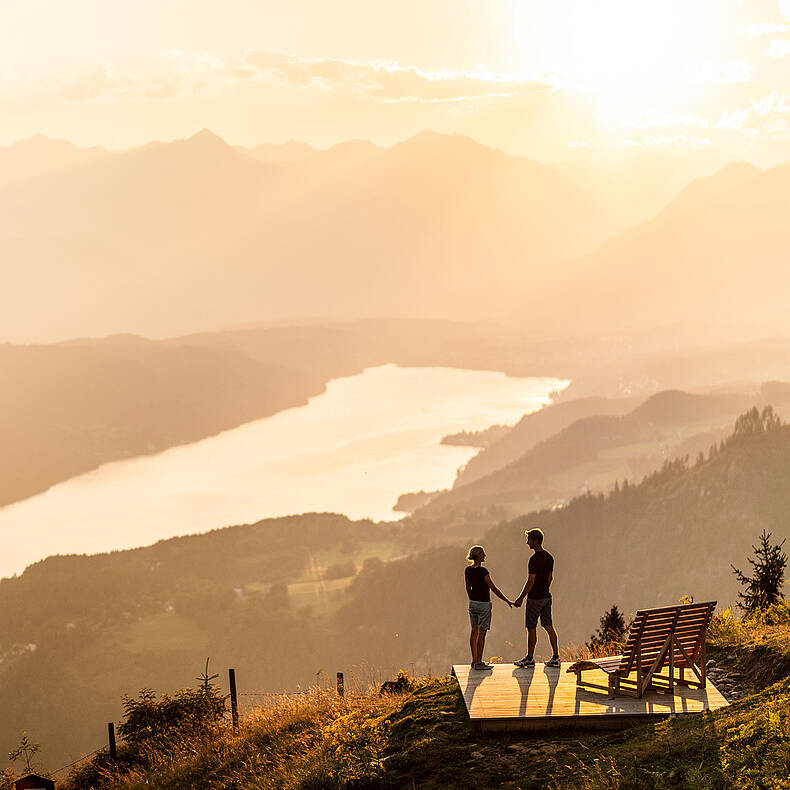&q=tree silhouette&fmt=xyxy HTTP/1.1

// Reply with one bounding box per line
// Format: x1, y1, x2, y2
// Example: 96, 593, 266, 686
8, 732, 41, 774
732, 405, 782, 438
731, 530, 787, 613
586, 604, 630, 652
